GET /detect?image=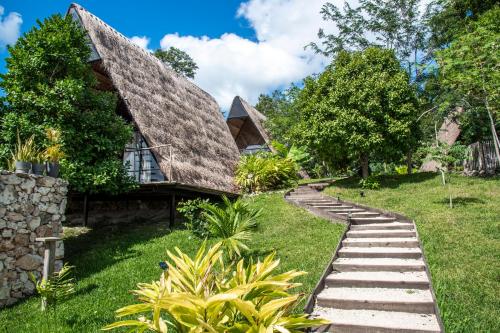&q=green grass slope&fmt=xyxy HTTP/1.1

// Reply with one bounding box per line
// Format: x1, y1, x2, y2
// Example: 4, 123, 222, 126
0, 192, 344, 332
325, 173, 500, 332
